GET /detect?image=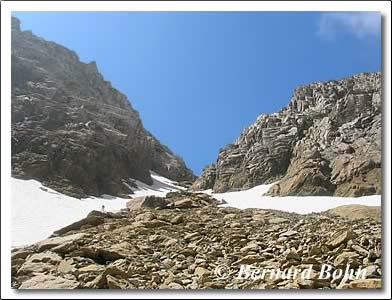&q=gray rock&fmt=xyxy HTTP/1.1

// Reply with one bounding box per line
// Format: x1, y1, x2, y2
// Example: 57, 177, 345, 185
11, 16, 195, 198
191, 164, 216, 190
193, 72, 381, 197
